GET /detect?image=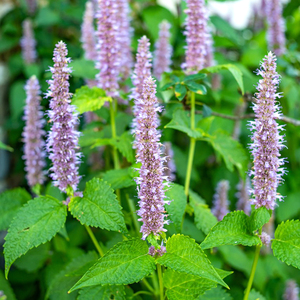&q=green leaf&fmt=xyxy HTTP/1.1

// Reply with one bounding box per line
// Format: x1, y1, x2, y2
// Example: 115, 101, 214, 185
185, 82, 207, 95
165, 183, 187, 231
102, 168, 136, 190
201, 64, 244, 95
202, 105, 212, 118
160, 82, 176, 91
69, 178, 126, 233
157, 235, 228, 288
198, 286, 233, 300
10, 80, 26, 120
0, 270, 17, 300
201, 211, 261, 250
4, 196, 67, 277
69, 239, 156, 292
111, 131, 135, 163
175, 84, 187, 101
72, 86, 111, 114
249, 289, 266, 300
78, 285, 125, 300
164, 268, 232, 300
69, 58, 98, 79
0, 141, 13, 152
272, 220, 300, 269
165, 108, 203, 139
249, 207, 272, 232
183, 73, 207, 82
35, 7, 60, 26
0, 188, 31, 230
